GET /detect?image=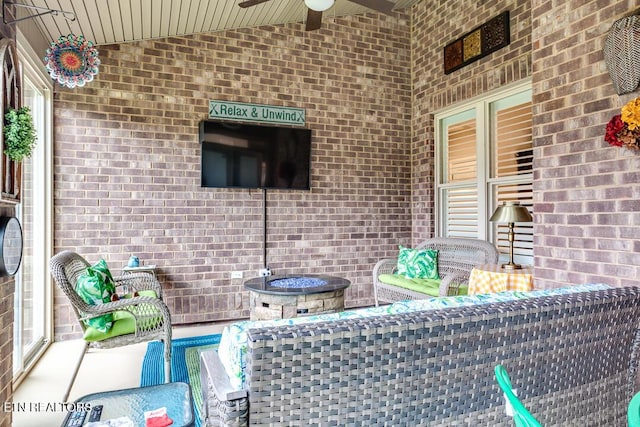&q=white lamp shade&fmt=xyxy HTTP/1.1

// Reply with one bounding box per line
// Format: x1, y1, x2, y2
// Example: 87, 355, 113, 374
304, 0, 335, 12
